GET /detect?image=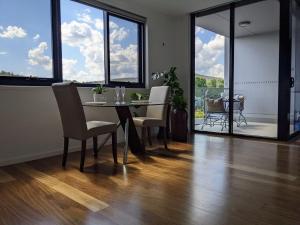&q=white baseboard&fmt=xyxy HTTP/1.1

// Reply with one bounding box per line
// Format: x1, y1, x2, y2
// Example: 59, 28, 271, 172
0, 144, 92, 167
